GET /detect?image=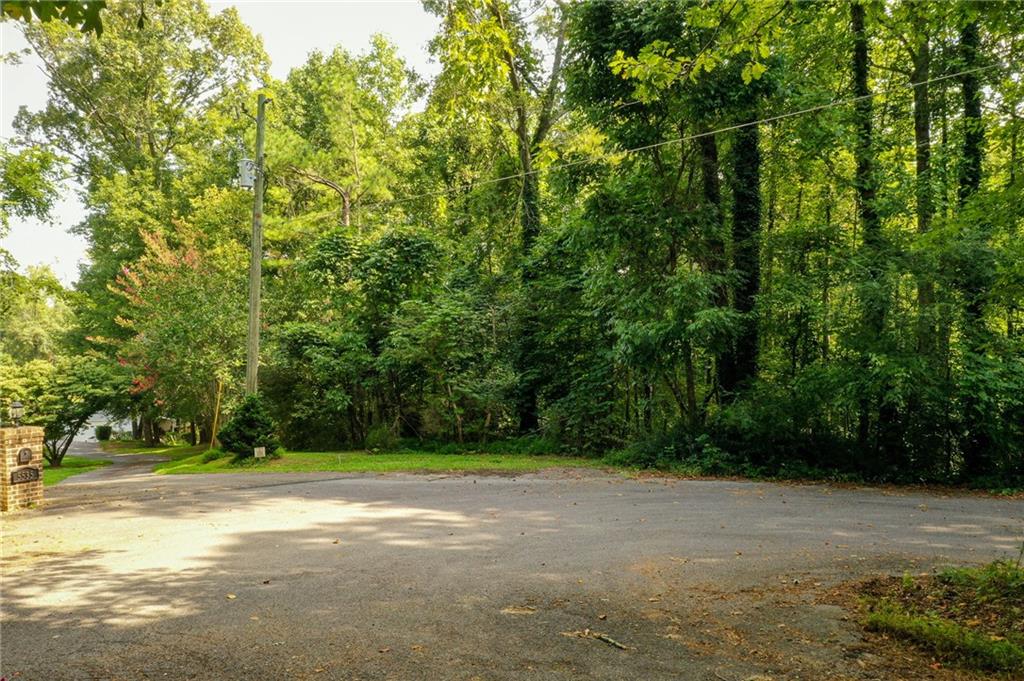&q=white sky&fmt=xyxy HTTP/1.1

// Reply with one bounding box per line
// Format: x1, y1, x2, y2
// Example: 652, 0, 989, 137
0, 1, 440, 285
